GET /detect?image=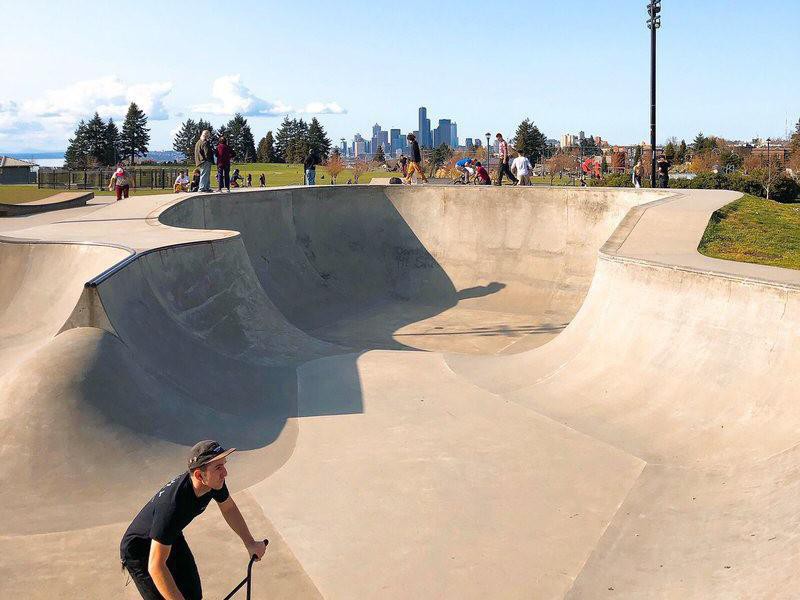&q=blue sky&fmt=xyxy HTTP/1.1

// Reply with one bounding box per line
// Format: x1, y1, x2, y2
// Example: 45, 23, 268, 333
1, 0, 797, 152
